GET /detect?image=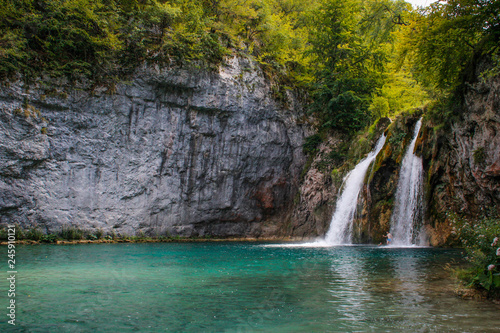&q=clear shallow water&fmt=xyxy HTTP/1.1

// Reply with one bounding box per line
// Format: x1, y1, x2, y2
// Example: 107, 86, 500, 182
1, 243, 499, 332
